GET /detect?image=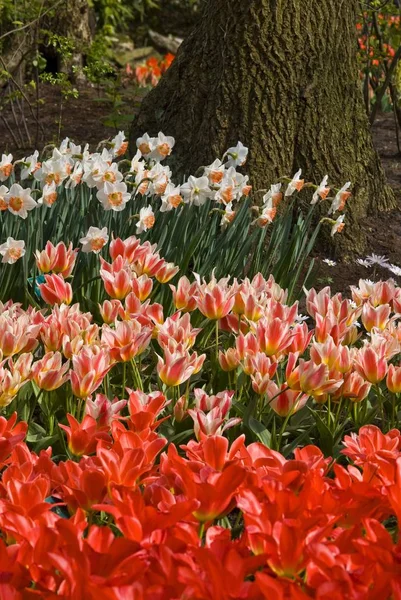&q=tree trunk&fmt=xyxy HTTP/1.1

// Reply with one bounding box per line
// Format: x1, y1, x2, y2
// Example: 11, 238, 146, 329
130, 0, 396, 254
